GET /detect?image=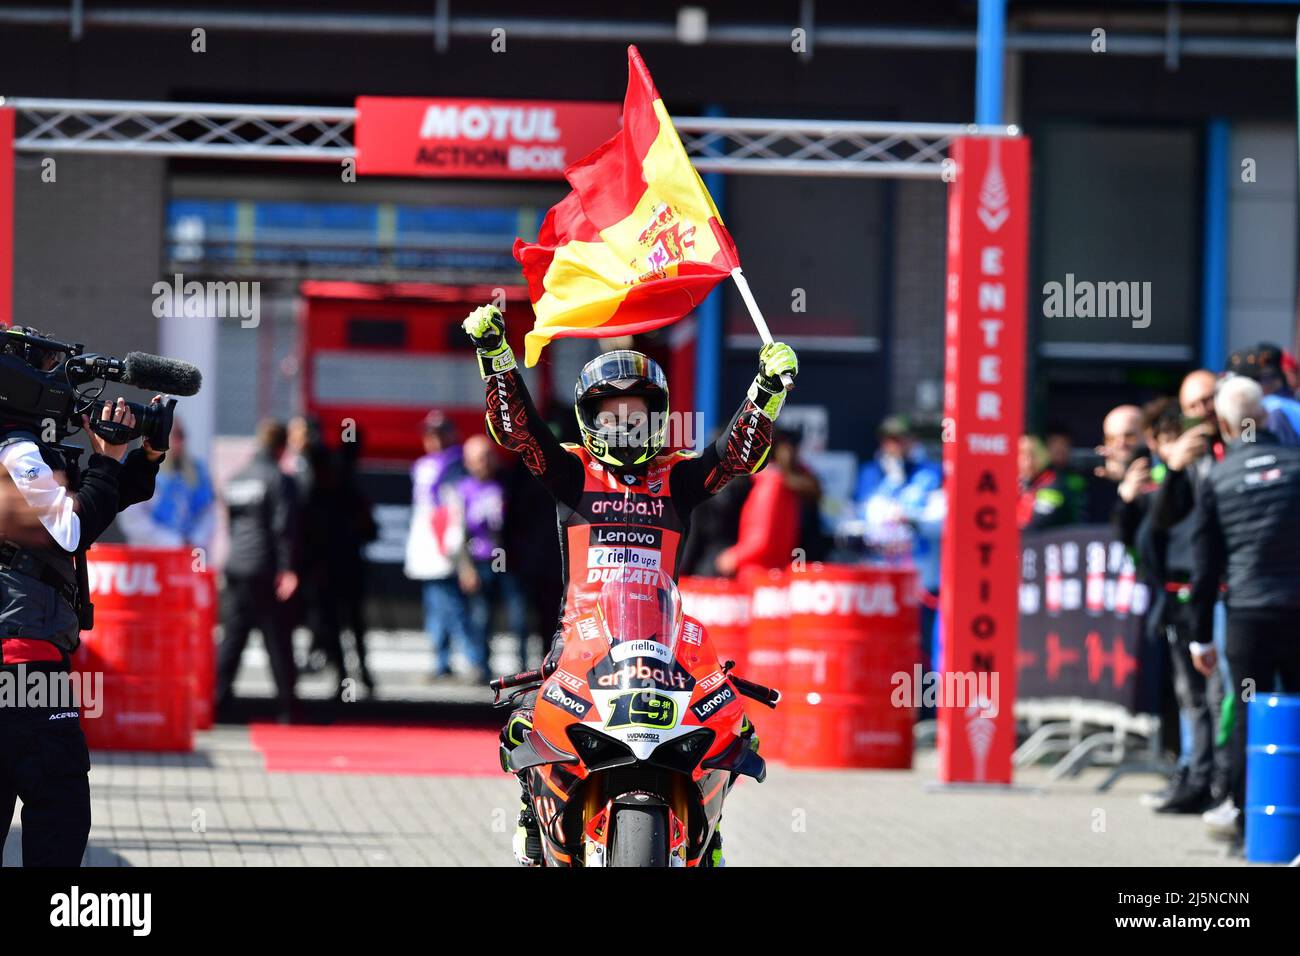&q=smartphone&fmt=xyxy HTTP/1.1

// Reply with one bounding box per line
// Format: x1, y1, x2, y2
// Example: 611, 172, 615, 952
1125, 443, 1151, 468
